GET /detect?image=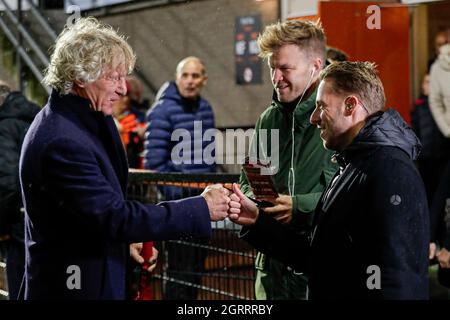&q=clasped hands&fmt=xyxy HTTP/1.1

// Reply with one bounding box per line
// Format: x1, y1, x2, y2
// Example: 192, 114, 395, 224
201, 183, 293, 225
201, 183, 292, 226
